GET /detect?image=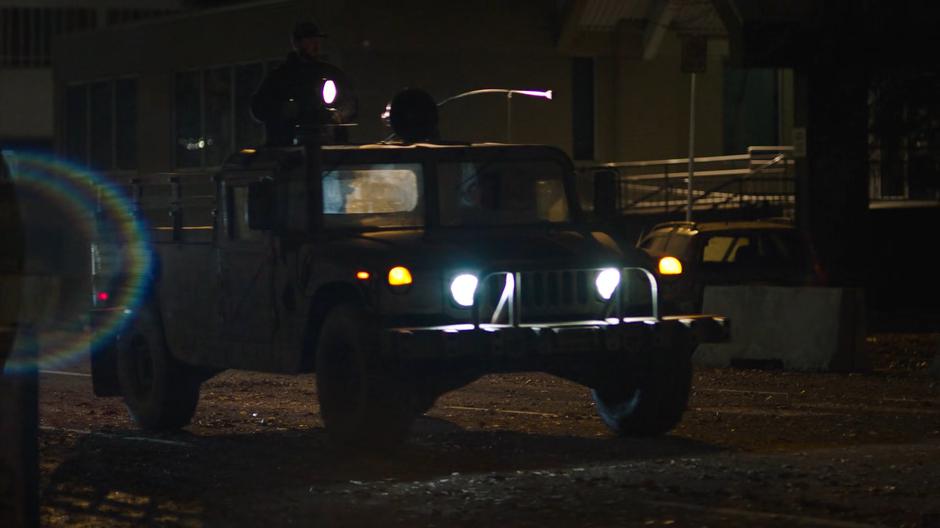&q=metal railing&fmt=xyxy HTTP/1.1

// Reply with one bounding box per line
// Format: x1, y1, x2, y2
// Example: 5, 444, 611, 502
577, 146, 795, 216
